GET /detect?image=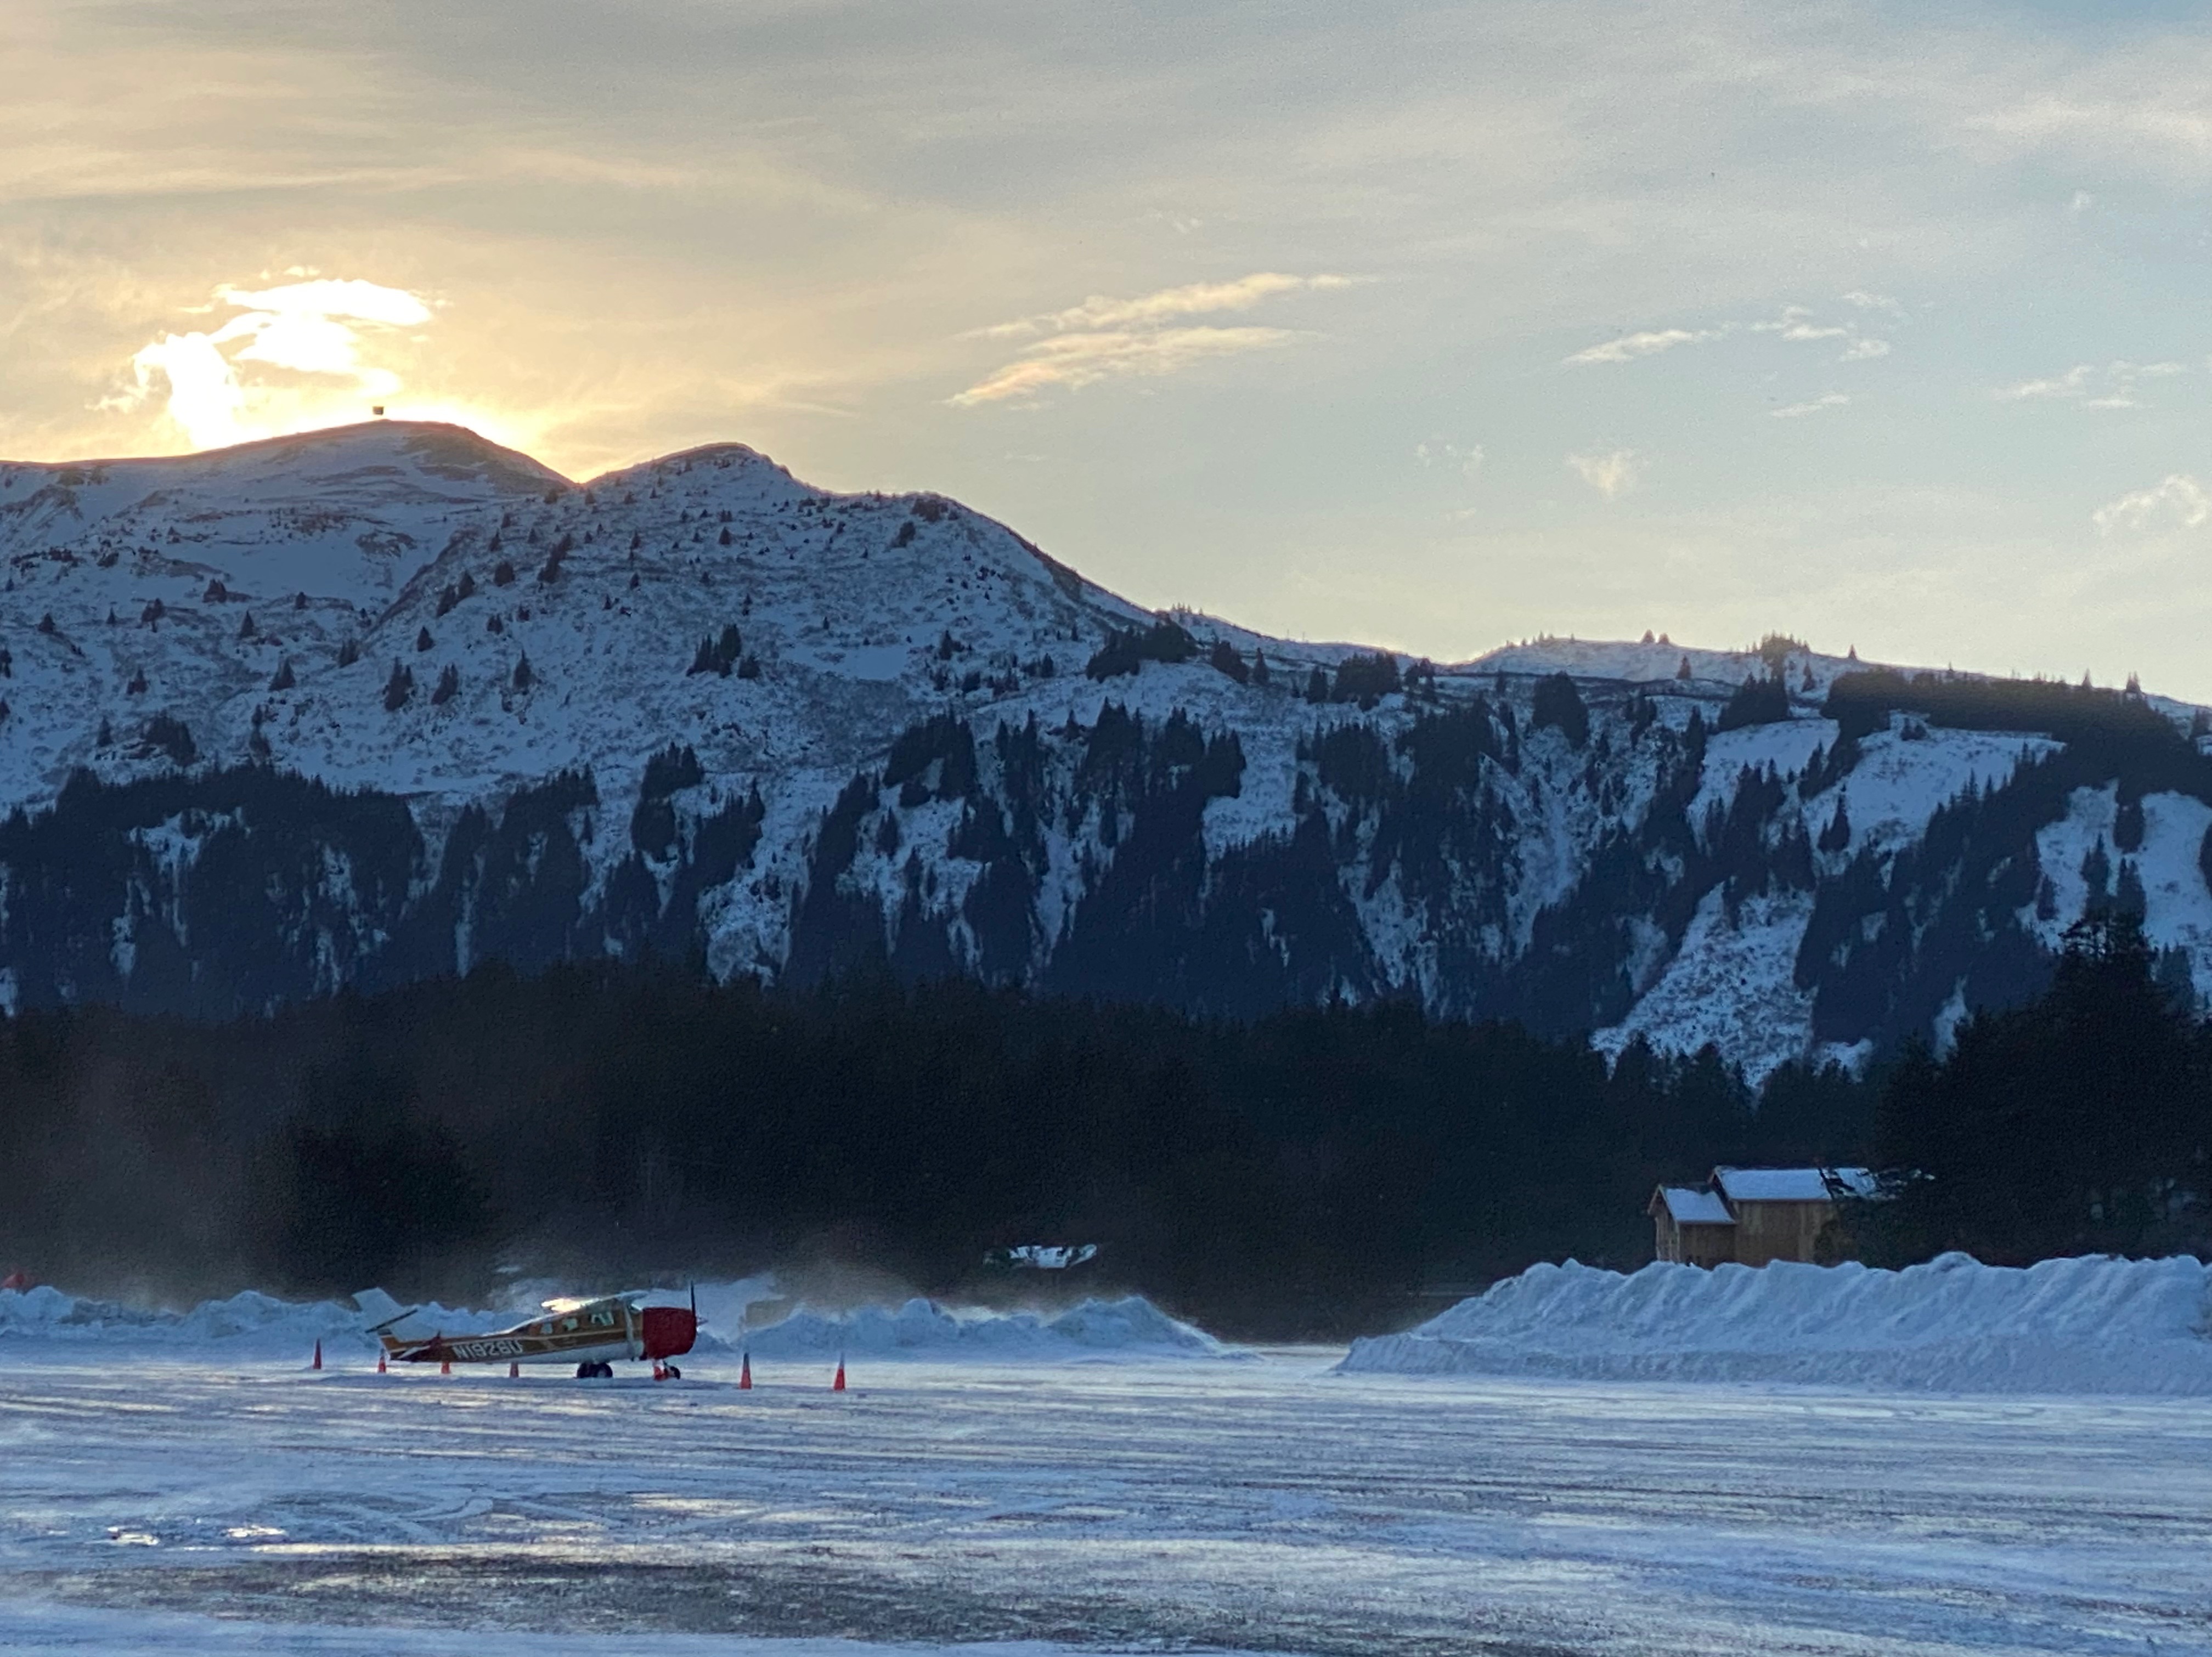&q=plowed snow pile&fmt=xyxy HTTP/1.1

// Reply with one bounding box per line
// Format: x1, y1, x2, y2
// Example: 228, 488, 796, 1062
1341, 1253, 2212, 1394
736, 1296, 1231, 1361
0, 1287, 493, 1358
0, 1286, 1228, 1364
